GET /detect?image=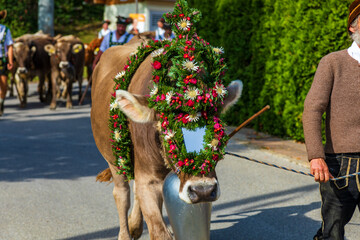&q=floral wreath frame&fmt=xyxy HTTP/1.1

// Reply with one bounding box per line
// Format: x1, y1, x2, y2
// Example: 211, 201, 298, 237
108, 0, 230, 180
